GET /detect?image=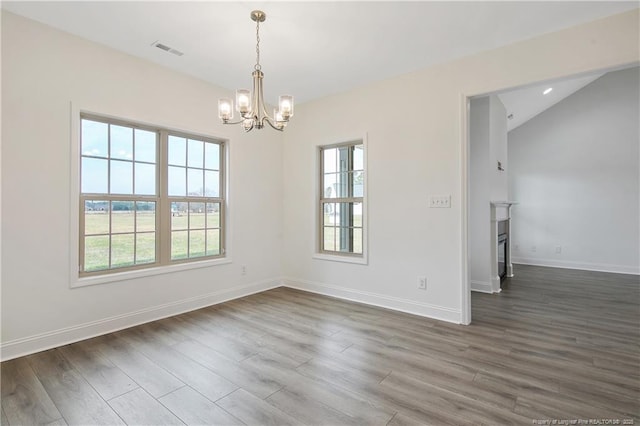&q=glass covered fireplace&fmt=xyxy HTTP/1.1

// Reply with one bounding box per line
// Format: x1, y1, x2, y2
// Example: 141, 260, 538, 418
497, 220, 509, 281
490, 202, 517, 293
498, 233, 507, 280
